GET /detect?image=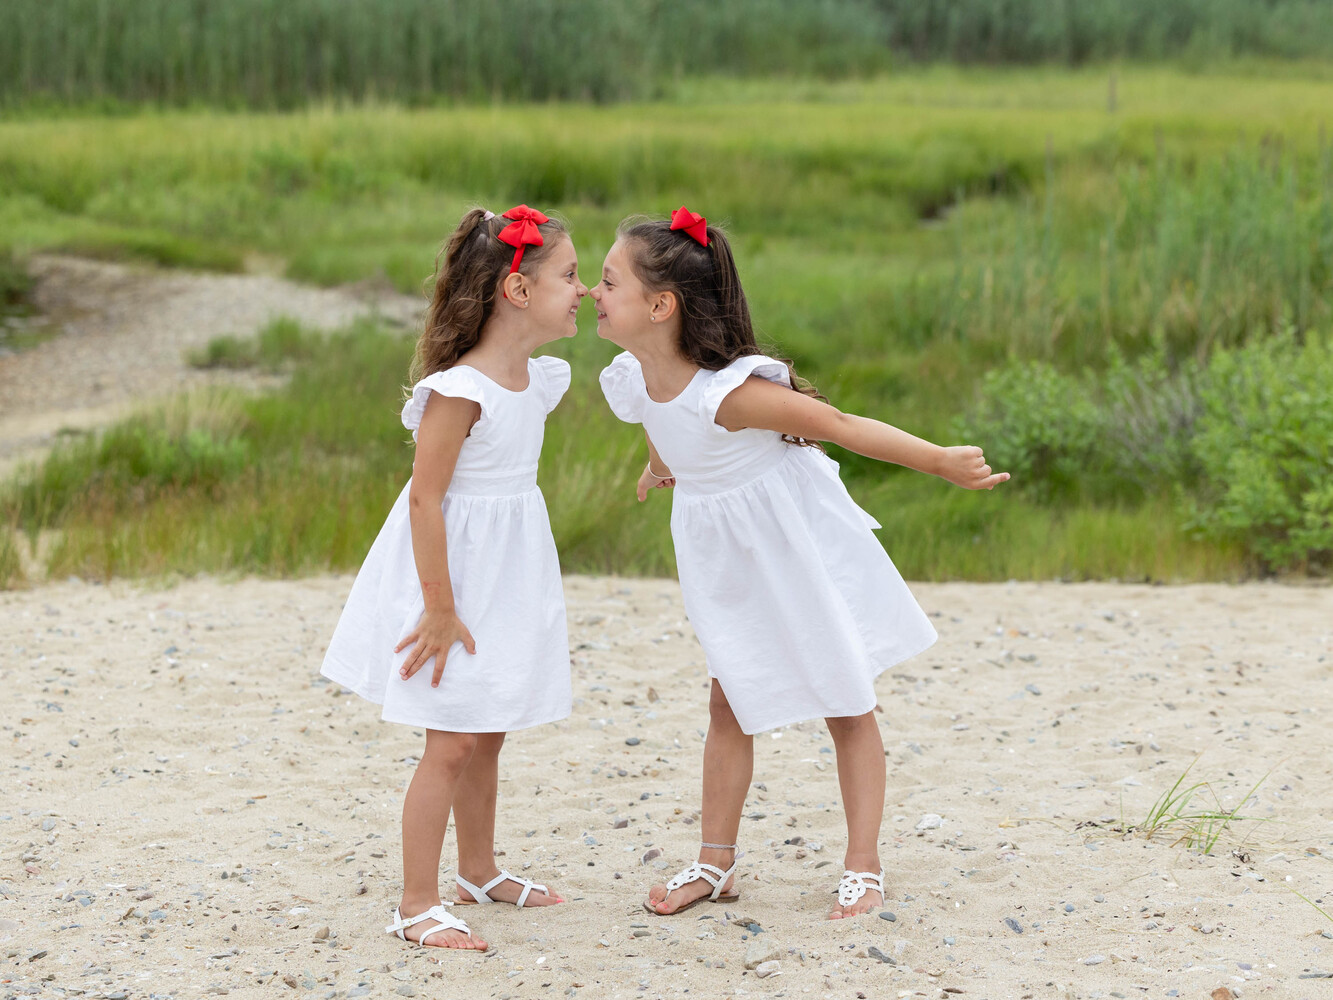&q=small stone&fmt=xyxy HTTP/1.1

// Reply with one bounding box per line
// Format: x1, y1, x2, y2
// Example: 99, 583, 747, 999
640, 848, 661, 864
283, 974, 298, 988
744, 941, 781, 969
866, 946, 895, 964
916, 814, 943, 831
1003, 917, 1023, 934
1211, 989, 1235, 1000
1083, 955, 1106, 965
40, 819, 55, 832
613, 818, 628, 829
1094, 894, 1106, 903
1064, 904, 1075, 913
878, 911, 897, 922
312, 926, 329, 940
754, 960, 780, 978
1199, 924, 1215, 934
625, 738, 640, 746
